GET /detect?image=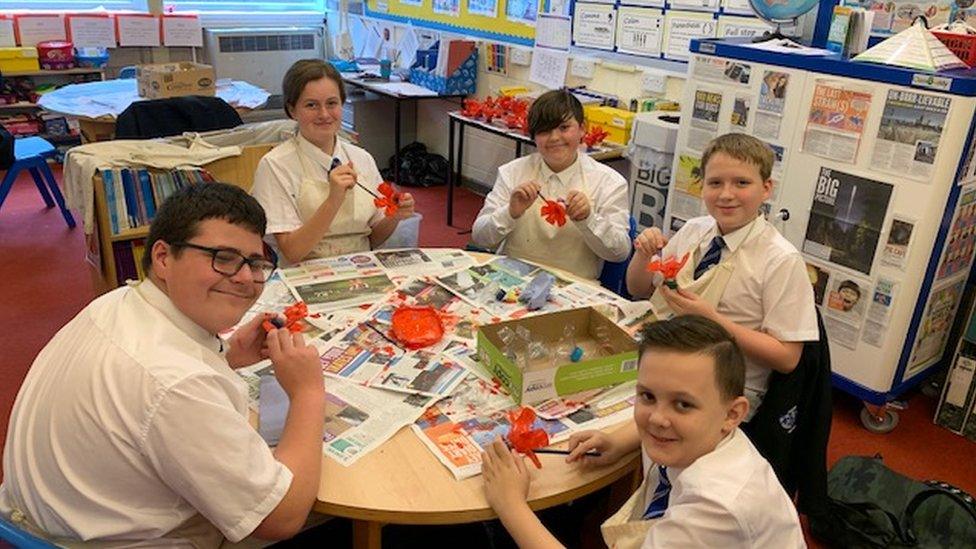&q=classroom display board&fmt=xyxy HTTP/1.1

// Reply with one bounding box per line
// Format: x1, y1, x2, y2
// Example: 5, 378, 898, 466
364, 0, 539, 45
569, 0, 773, 62
665, 40, 976, 405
